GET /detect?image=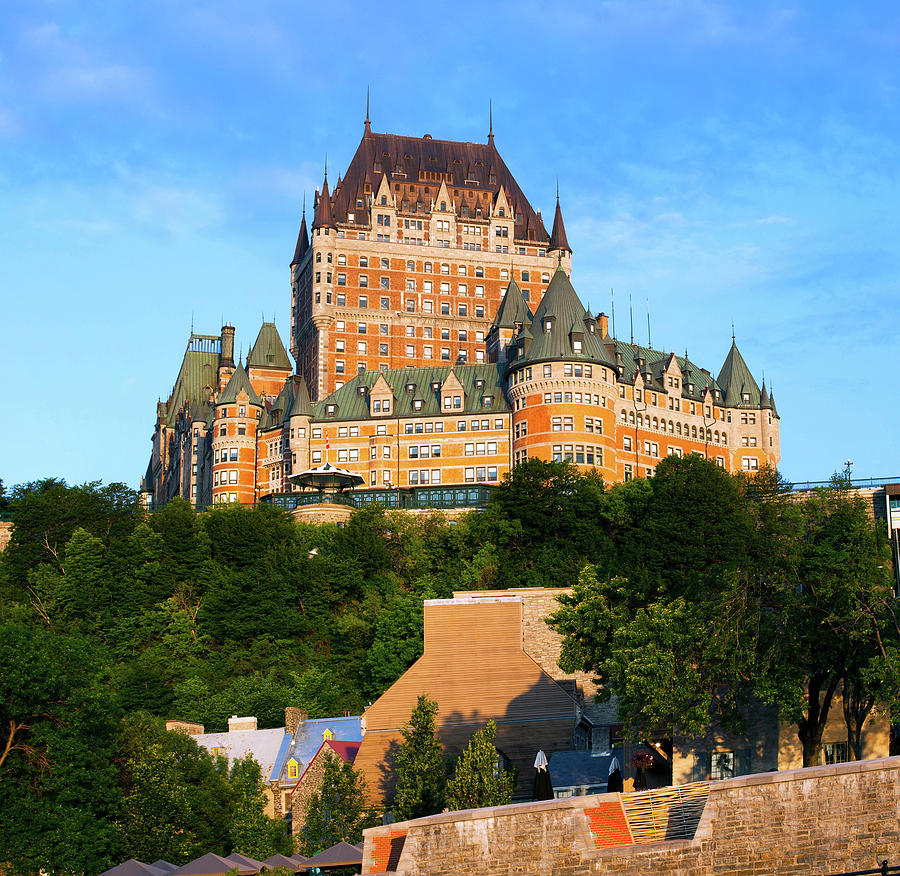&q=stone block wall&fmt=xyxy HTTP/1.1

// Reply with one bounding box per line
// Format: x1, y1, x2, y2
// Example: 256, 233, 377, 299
362, 756, 900, 875
0, 521, 12, 553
